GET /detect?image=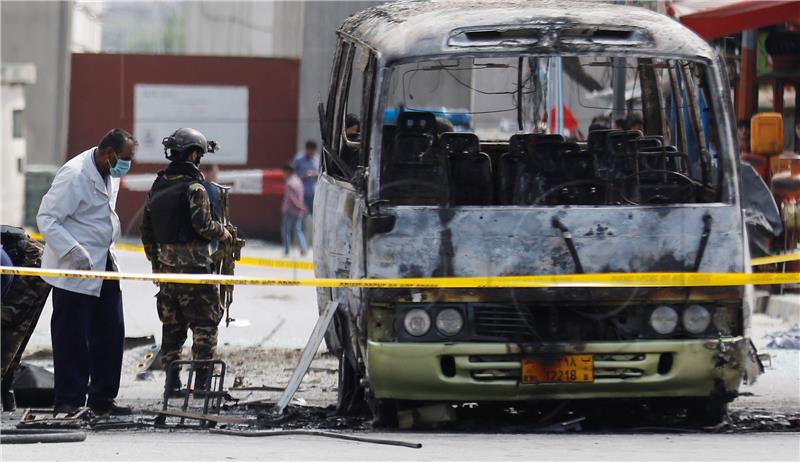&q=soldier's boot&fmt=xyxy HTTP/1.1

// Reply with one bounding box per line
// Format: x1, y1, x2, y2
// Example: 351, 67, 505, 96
192, 366, 212, 395
1, 372, 16, 412
165, 368, 183, 398
190, 325, 218, 396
